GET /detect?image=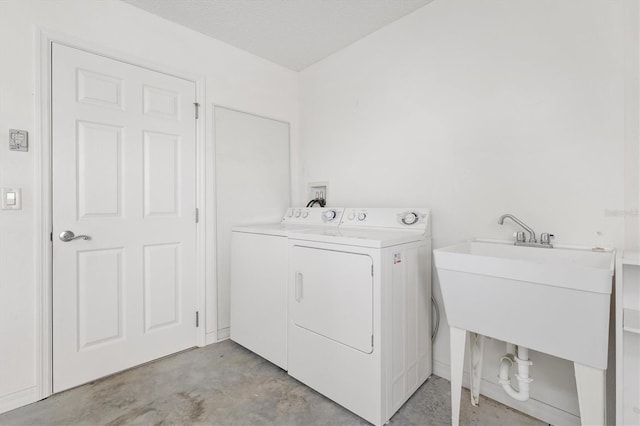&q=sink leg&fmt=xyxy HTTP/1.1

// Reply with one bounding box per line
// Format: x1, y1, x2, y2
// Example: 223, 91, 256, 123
450, 327, 467, 426
469, 333, 485, 407
574, 362, 606, 426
